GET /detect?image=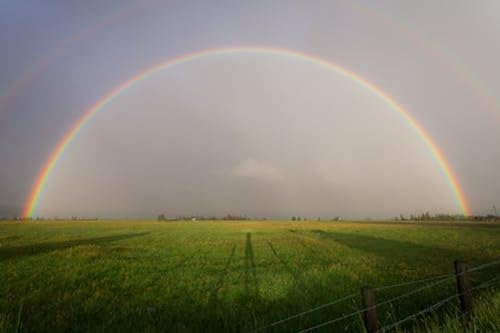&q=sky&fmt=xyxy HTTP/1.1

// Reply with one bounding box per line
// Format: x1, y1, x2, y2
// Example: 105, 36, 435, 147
0, 0, 499, 219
